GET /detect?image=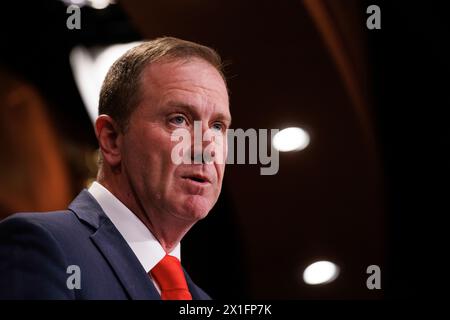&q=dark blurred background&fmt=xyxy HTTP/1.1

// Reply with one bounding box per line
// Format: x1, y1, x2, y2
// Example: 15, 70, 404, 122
0, 0, 448, 299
